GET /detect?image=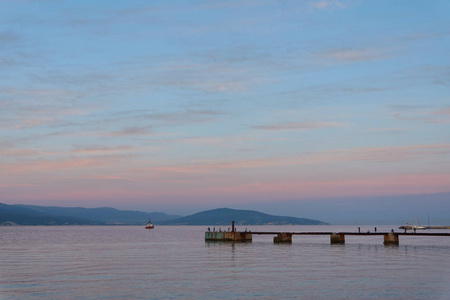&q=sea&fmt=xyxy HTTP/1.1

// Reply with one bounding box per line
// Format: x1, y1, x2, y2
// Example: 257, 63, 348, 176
1, 225, 449, 300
